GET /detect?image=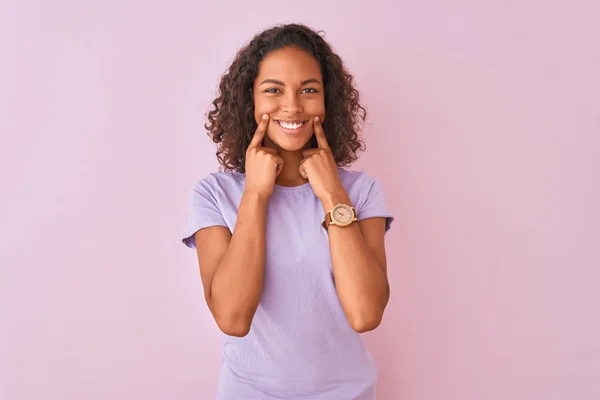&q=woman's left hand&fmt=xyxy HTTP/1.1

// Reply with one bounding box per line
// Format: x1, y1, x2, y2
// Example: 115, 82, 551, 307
299, 116, 346, 203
